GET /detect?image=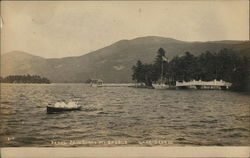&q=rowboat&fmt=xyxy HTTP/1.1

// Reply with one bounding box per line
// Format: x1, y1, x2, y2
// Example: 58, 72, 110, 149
47, 101, 81, 113
47, 106, 81, 113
